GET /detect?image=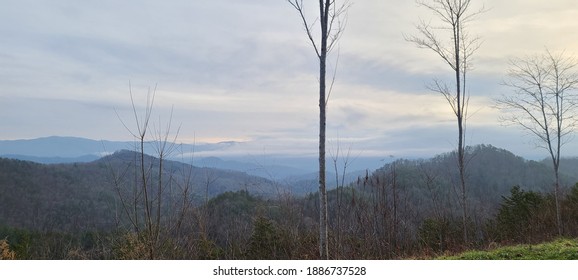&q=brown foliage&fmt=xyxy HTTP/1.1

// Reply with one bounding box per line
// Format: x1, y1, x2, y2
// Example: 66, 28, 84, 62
0, 239, 16, 260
